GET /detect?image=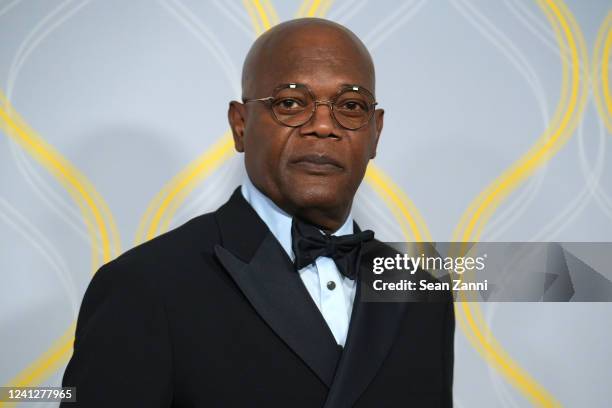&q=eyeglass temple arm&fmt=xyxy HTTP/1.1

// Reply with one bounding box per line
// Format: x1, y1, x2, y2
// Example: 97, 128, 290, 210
242, 96, 274, 103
